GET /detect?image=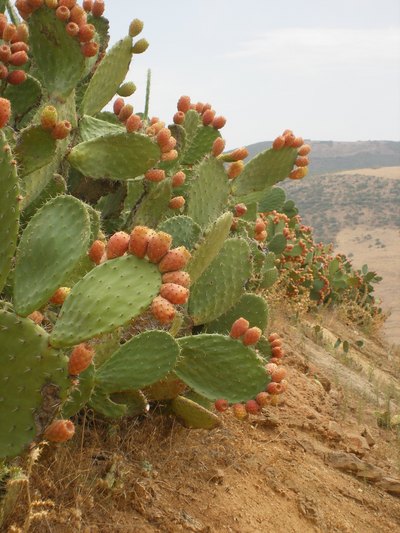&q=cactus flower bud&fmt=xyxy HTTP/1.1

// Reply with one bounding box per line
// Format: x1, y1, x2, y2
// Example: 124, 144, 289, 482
129, 18, 144, 37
